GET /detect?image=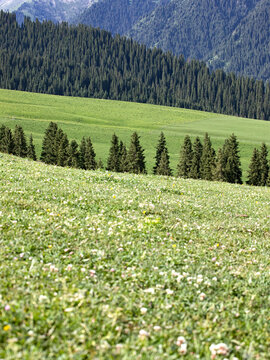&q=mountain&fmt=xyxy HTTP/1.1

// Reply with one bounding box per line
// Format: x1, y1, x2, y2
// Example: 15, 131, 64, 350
128, 0, 270, 82
75, 0, 170, 35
